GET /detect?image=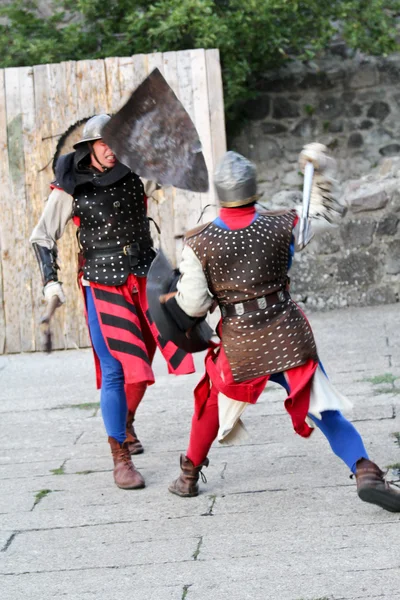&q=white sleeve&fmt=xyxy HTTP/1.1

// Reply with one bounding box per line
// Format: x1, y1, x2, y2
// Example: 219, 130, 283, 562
175, 245, 214, 317
142, 178, 164, 204
30, 188, 74, 249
